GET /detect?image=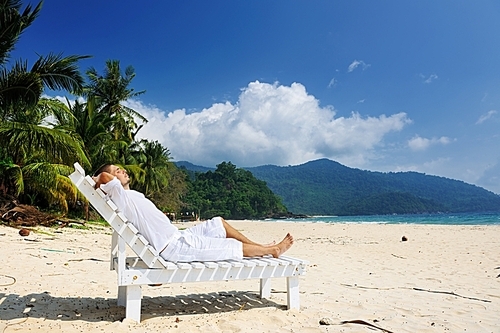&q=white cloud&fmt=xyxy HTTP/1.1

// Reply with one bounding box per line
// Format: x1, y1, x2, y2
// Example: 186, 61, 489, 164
408, 135, 452, 151
130, 81, 411, 167
327, 78, 336, 88
419, 73, 438, 84
476, 161, 500, 194
476, 110, 497, 125
347, 60, 370, 72
393, 157, 451, 174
